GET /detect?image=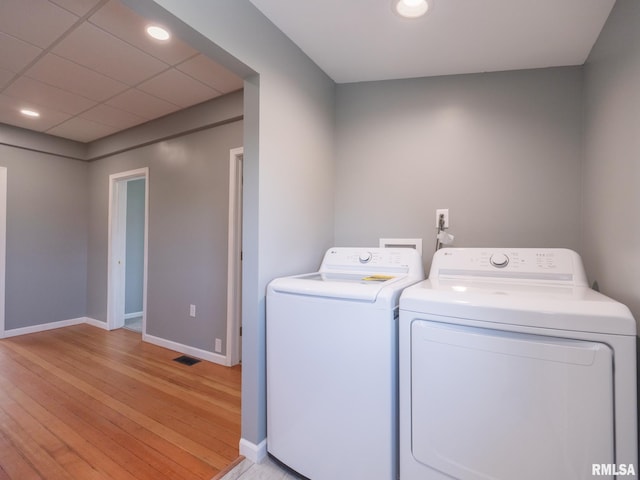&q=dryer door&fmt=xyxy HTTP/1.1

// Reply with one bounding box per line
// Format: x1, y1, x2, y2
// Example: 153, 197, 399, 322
411, 320, 614, 480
